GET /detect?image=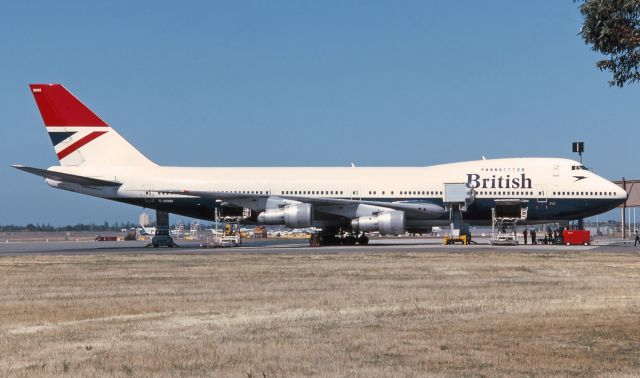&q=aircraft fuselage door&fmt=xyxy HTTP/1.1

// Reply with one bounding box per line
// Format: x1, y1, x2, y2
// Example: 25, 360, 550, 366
143, 185, 155, 203
535, 184, 547, 203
